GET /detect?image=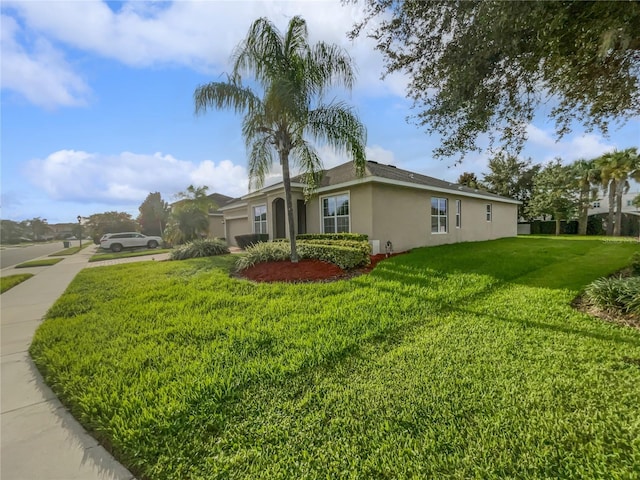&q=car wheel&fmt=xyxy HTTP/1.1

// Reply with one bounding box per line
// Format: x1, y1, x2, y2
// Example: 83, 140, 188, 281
148, 240, 158, 249
111, 243, 123, 252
